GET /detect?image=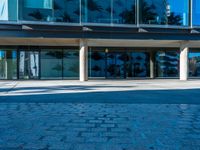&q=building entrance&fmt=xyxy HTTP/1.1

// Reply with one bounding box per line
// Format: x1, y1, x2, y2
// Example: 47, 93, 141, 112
89, 50, 150, 79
